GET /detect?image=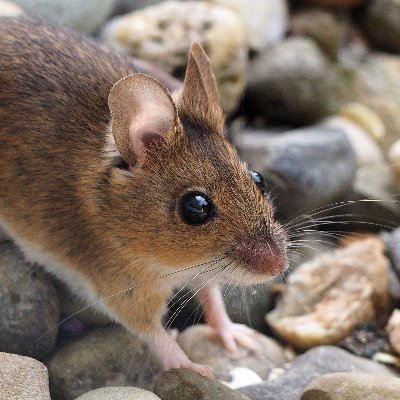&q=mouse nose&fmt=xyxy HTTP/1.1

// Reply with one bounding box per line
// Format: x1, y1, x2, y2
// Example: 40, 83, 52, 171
233, 238, 288, 276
